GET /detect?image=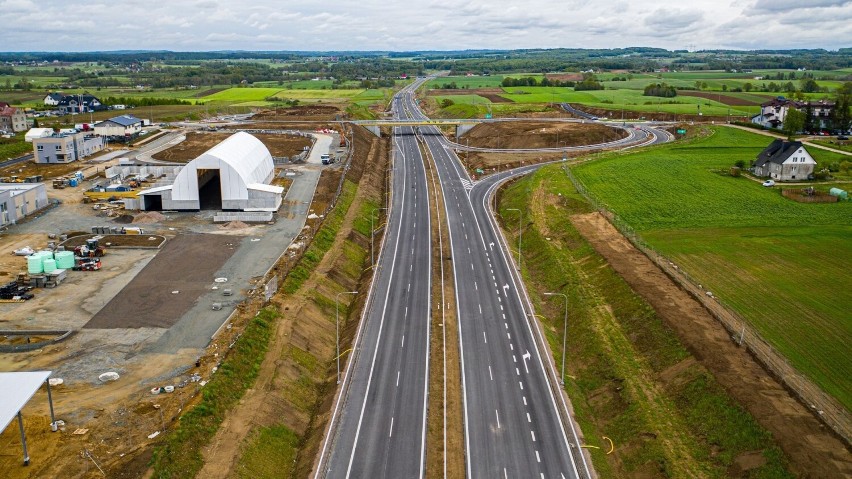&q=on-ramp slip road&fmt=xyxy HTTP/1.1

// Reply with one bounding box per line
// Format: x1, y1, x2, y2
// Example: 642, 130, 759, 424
318, 81, 432, 479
